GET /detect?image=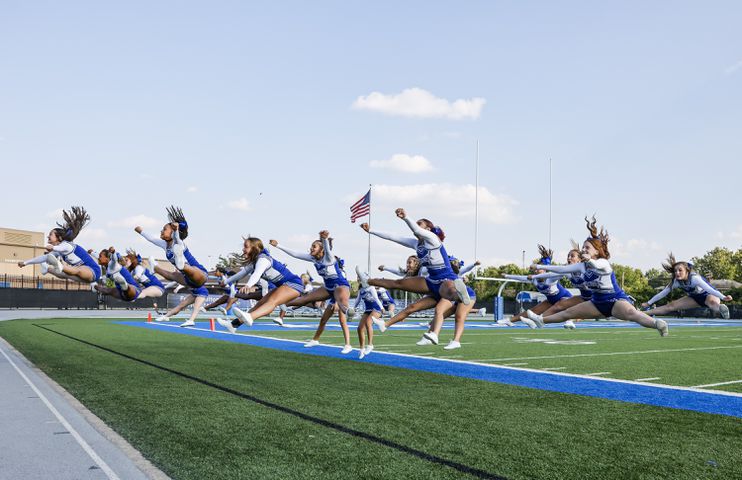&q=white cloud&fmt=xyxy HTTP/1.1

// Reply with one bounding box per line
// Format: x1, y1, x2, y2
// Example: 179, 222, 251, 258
369, 154, 434, 173
226, 198, 251, 211
352, 87, 486, 120
75, 228, 107, 243
724, 59, 742, 75
351, 183, 517, 224
107, 214, 159, 229
187, 186, 198, 193
46, 208, 64, 219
